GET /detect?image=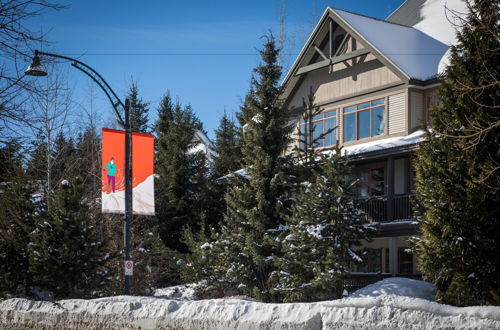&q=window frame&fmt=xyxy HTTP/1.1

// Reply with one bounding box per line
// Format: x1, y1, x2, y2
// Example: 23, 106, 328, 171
299, 108, 338, 149
353, 164, 386, 198
343, 98, 386, 143
398, 247, 414, 274
424, 90, 442, 124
